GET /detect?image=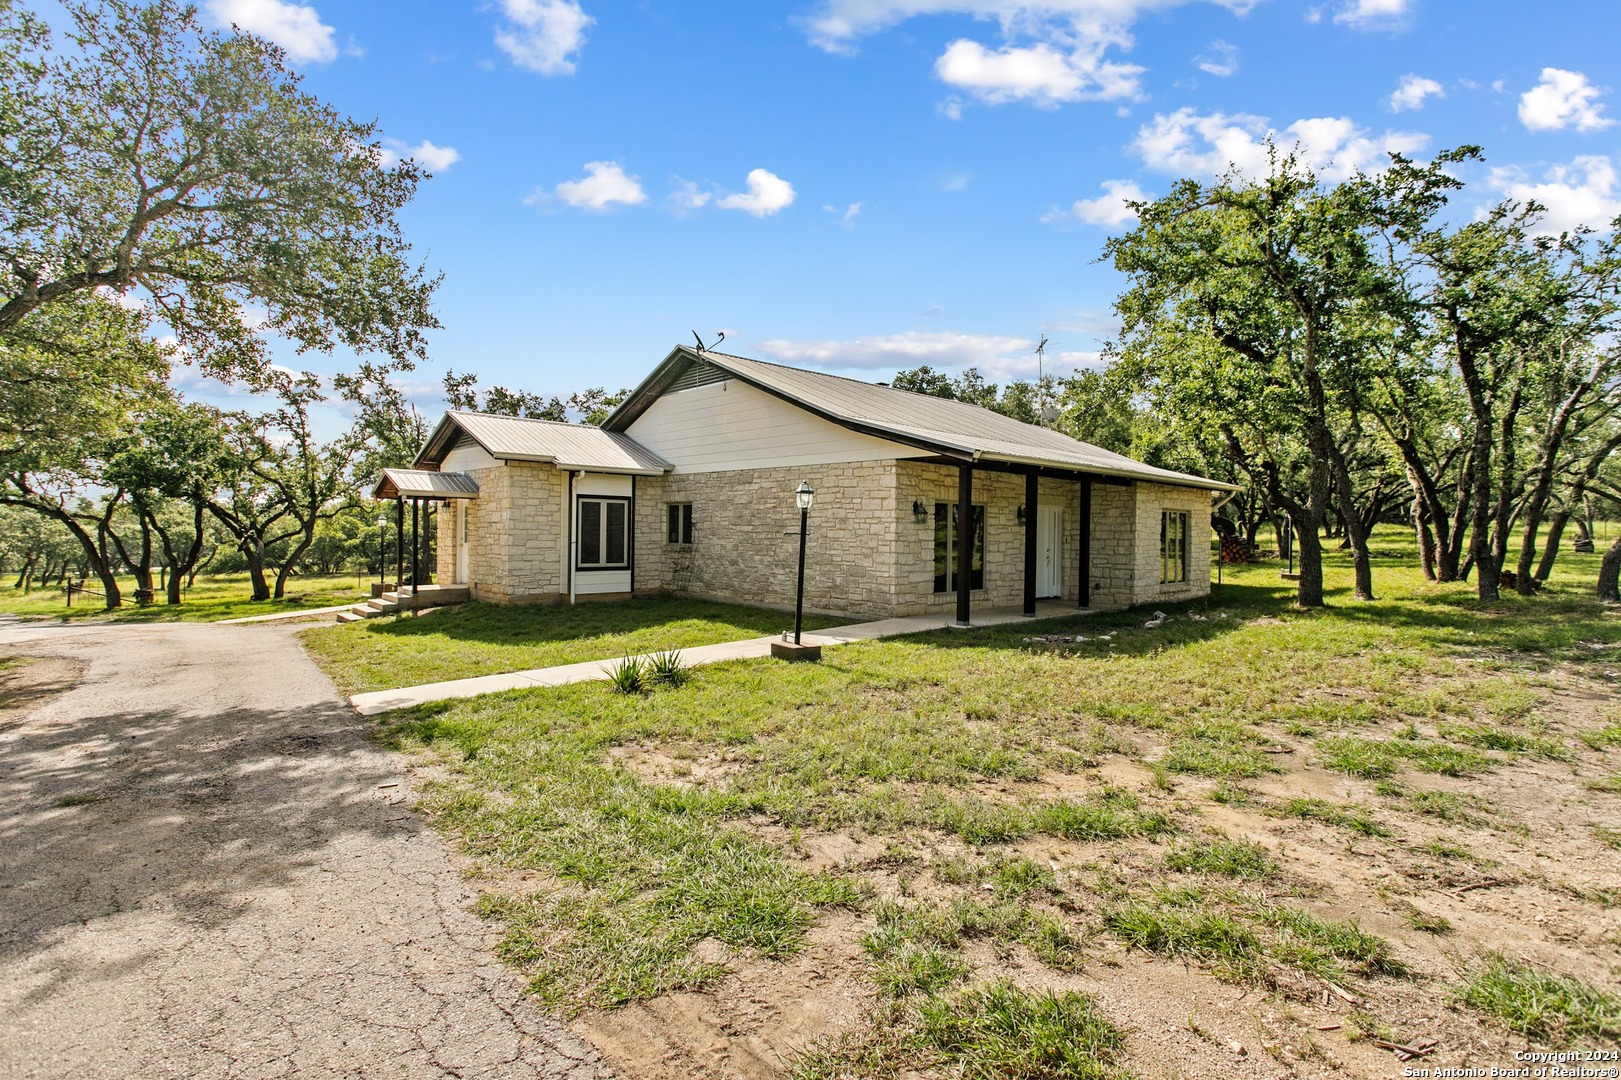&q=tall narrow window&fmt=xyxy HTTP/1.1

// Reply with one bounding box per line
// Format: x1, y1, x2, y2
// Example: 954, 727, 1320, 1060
1161, 511, 1188, 584
666, 503, 694, 545
933, 502, 985, 593
577, 497, 630, 569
